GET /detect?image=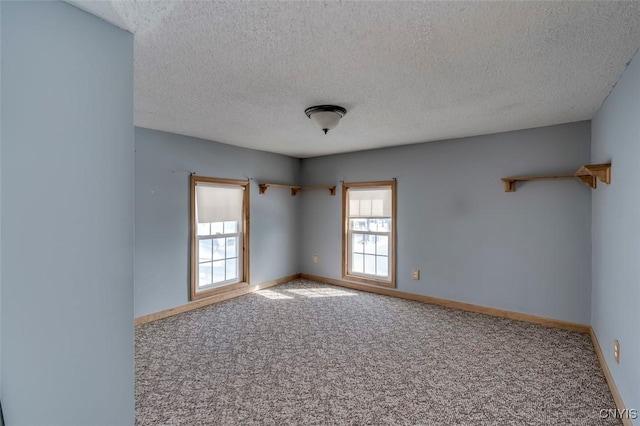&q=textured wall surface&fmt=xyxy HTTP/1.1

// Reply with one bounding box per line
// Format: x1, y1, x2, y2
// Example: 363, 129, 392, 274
591, 49, 640, 415
1, 2, 134, 424
300, 122, 592, 324
135, 127, 301, 318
